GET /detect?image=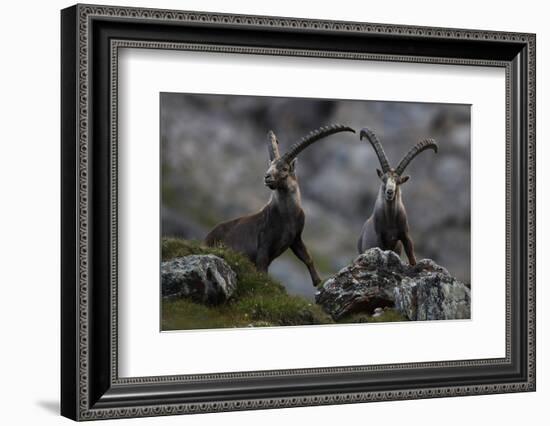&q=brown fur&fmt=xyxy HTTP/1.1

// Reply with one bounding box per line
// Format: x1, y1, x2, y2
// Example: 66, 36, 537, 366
205, 125, 355, 286
357, 128, 438, 265
357, 175, 416, 265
